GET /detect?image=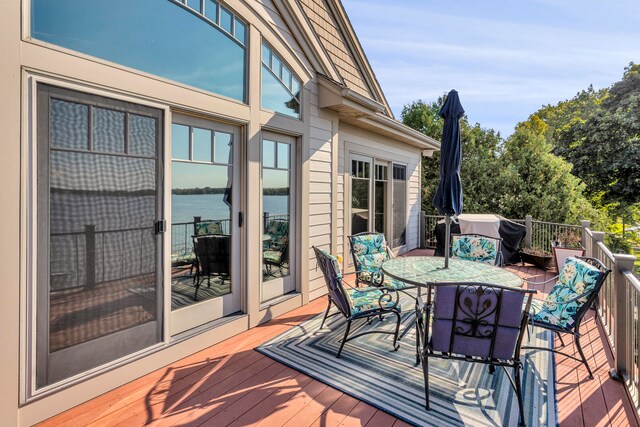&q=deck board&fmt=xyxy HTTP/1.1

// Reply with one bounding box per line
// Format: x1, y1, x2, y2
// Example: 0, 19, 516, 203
38, 257, 638, 427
